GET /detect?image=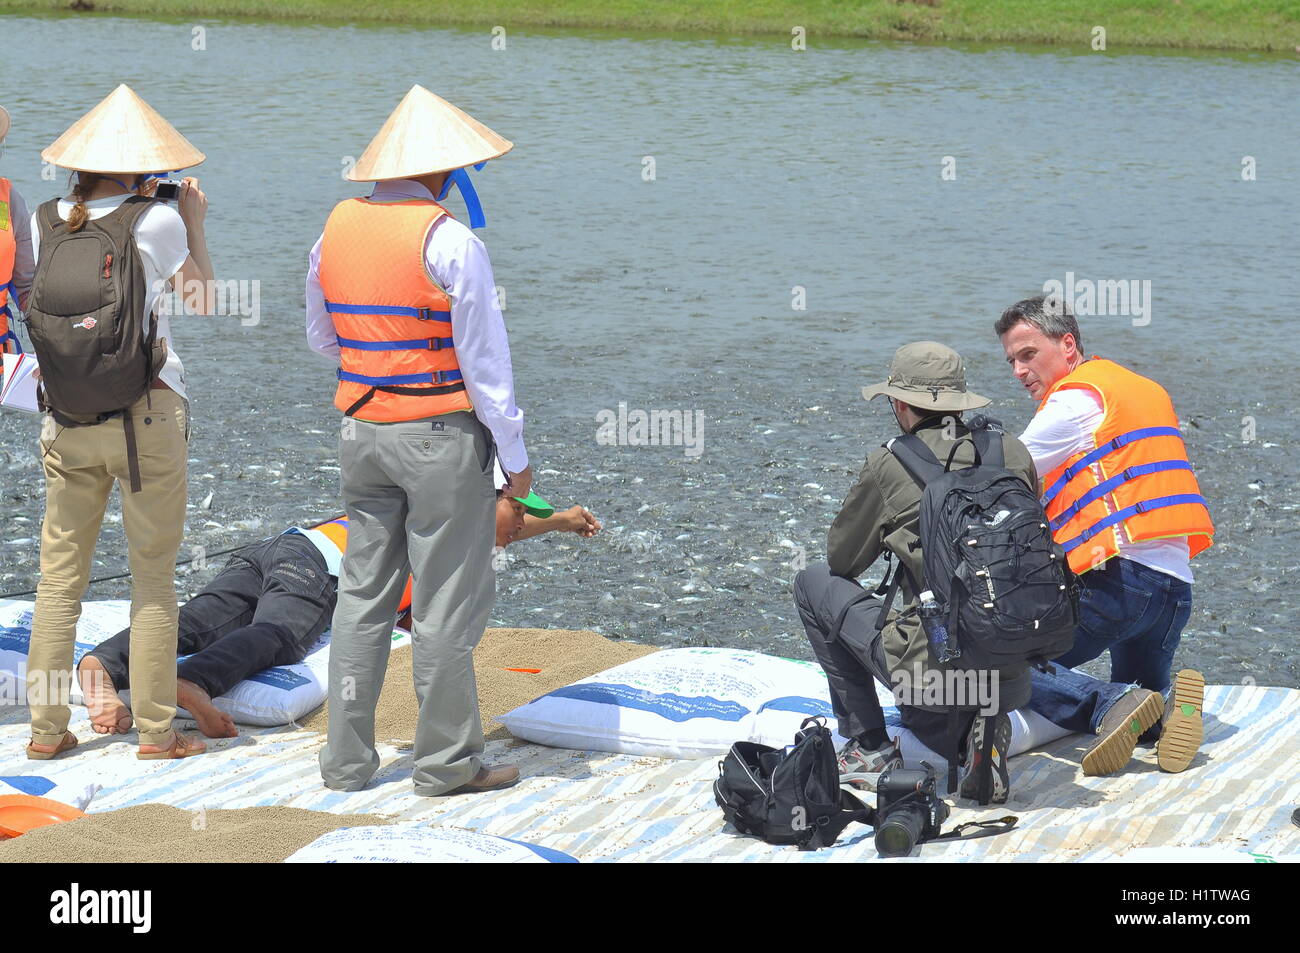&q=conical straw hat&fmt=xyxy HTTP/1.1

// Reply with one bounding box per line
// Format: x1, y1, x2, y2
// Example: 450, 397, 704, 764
348, 85, 512, 182
41, 84, 204, 174
0, 105, 10, 143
